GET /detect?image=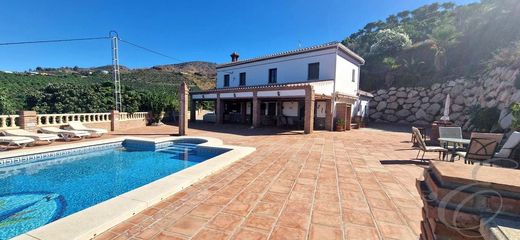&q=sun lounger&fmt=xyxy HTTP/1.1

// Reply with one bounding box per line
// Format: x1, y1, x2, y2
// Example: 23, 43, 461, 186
0, 136, 35, 151
1, 129, 60, 144
39, 127, 90, 141
65, 121, 108, 137
494, 131, 520, 159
